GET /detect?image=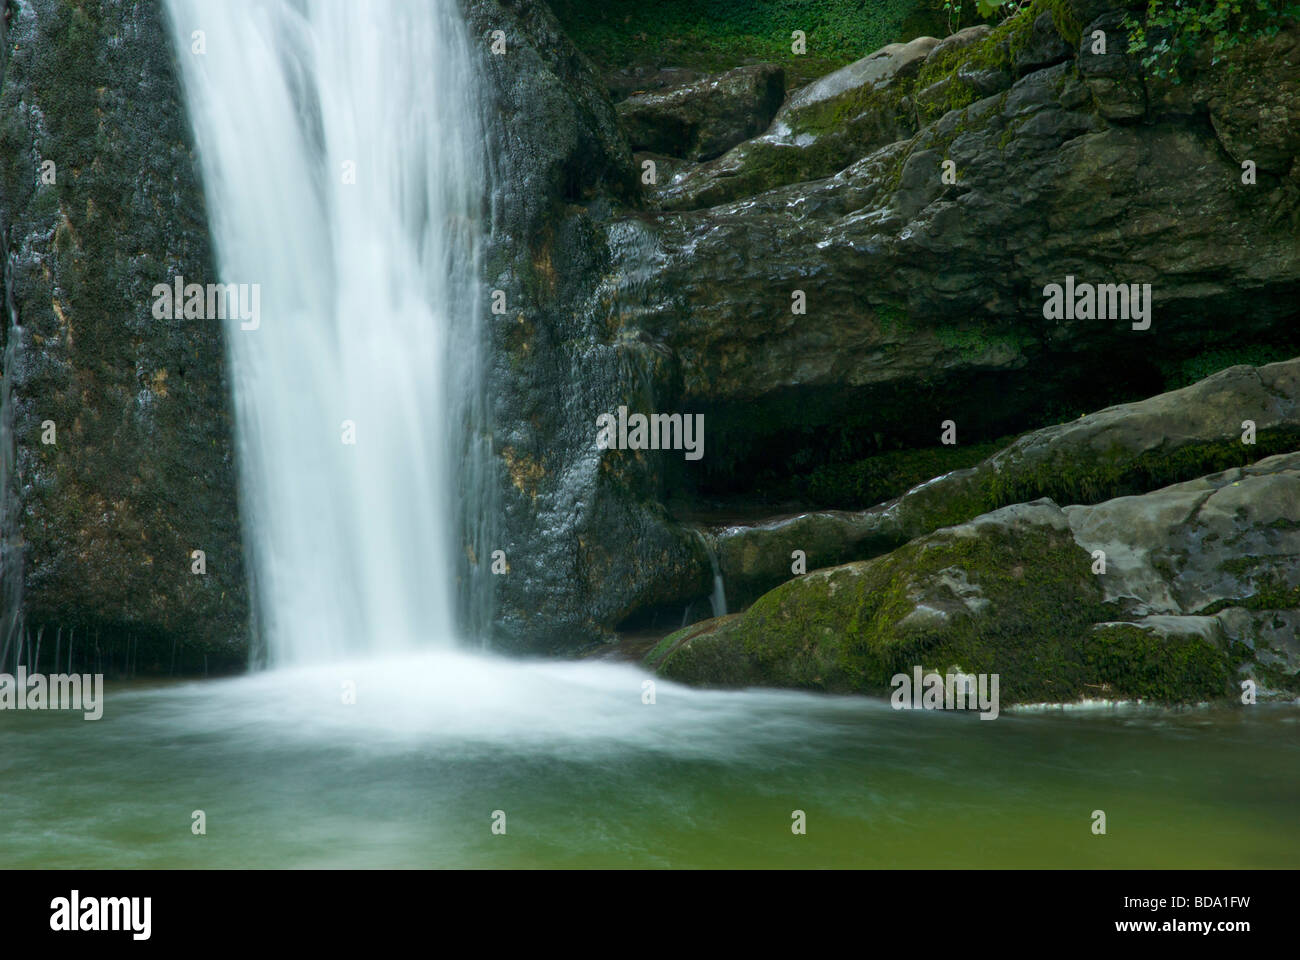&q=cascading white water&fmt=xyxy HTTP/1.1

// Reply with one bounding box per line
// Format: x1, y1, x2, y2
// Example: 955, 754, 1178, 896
165, 0, 490, 665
